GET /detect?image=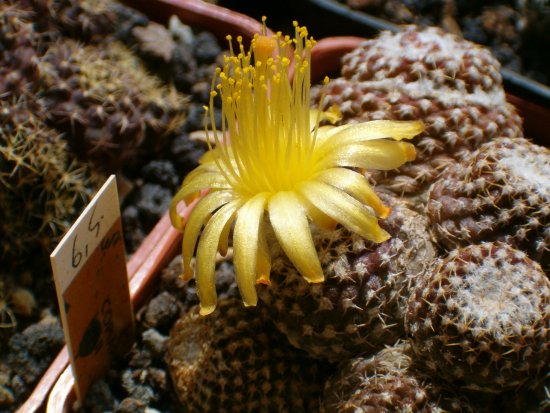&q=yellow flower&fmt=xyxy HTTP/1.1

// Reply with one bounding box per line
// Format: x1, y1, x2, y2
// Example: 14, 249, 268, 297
170, 21, 424, 315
